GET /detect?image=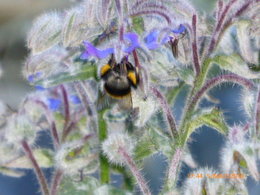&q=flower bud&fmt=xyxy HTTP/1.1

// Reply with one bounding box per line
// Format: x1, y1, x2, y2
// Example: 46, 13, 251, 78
102, 133, 135, 165
23, 46, 71, 85
228, 125, 247, 144
55, 139, 98, 175
4, 114, 37, 147
27, 12, 62, 54
132, 90, 159, 127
